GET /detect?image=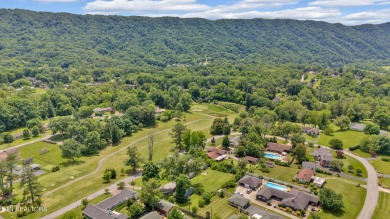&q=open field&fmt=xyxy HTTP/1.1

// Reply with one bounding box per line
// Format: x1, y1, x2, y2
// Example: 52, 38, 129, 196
370, 159, 390, 175
317, 178, 366, 219
372, 192, 390, 219
191, 169, 234, 194
317, 130, 366, 149
12, 103, 238, 218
